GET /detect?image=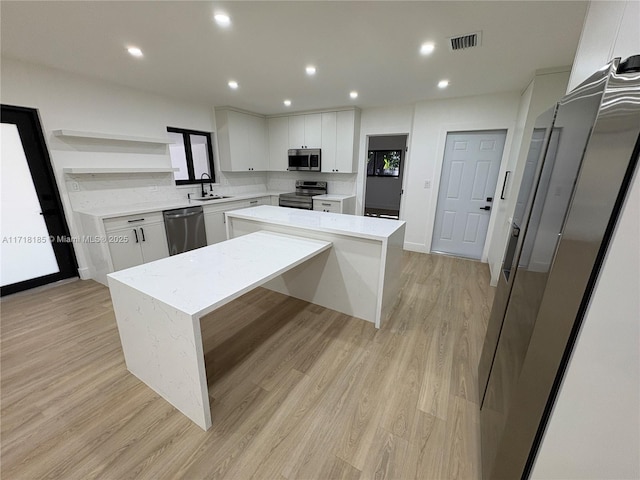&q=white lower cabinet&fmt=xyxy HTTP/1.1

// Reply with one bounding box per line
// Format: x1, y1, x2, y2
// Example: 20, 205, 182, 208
312, 195, 356, 214
313, 200, 341, 213
104, 213, 168, 271
203, 197, 270, 245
